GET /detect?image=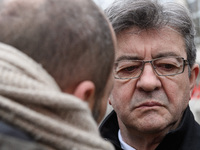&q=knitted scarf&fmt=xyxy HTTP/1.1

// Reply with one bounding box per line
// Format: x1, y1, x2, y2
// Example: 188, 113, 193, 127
0, 42, 114, 150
